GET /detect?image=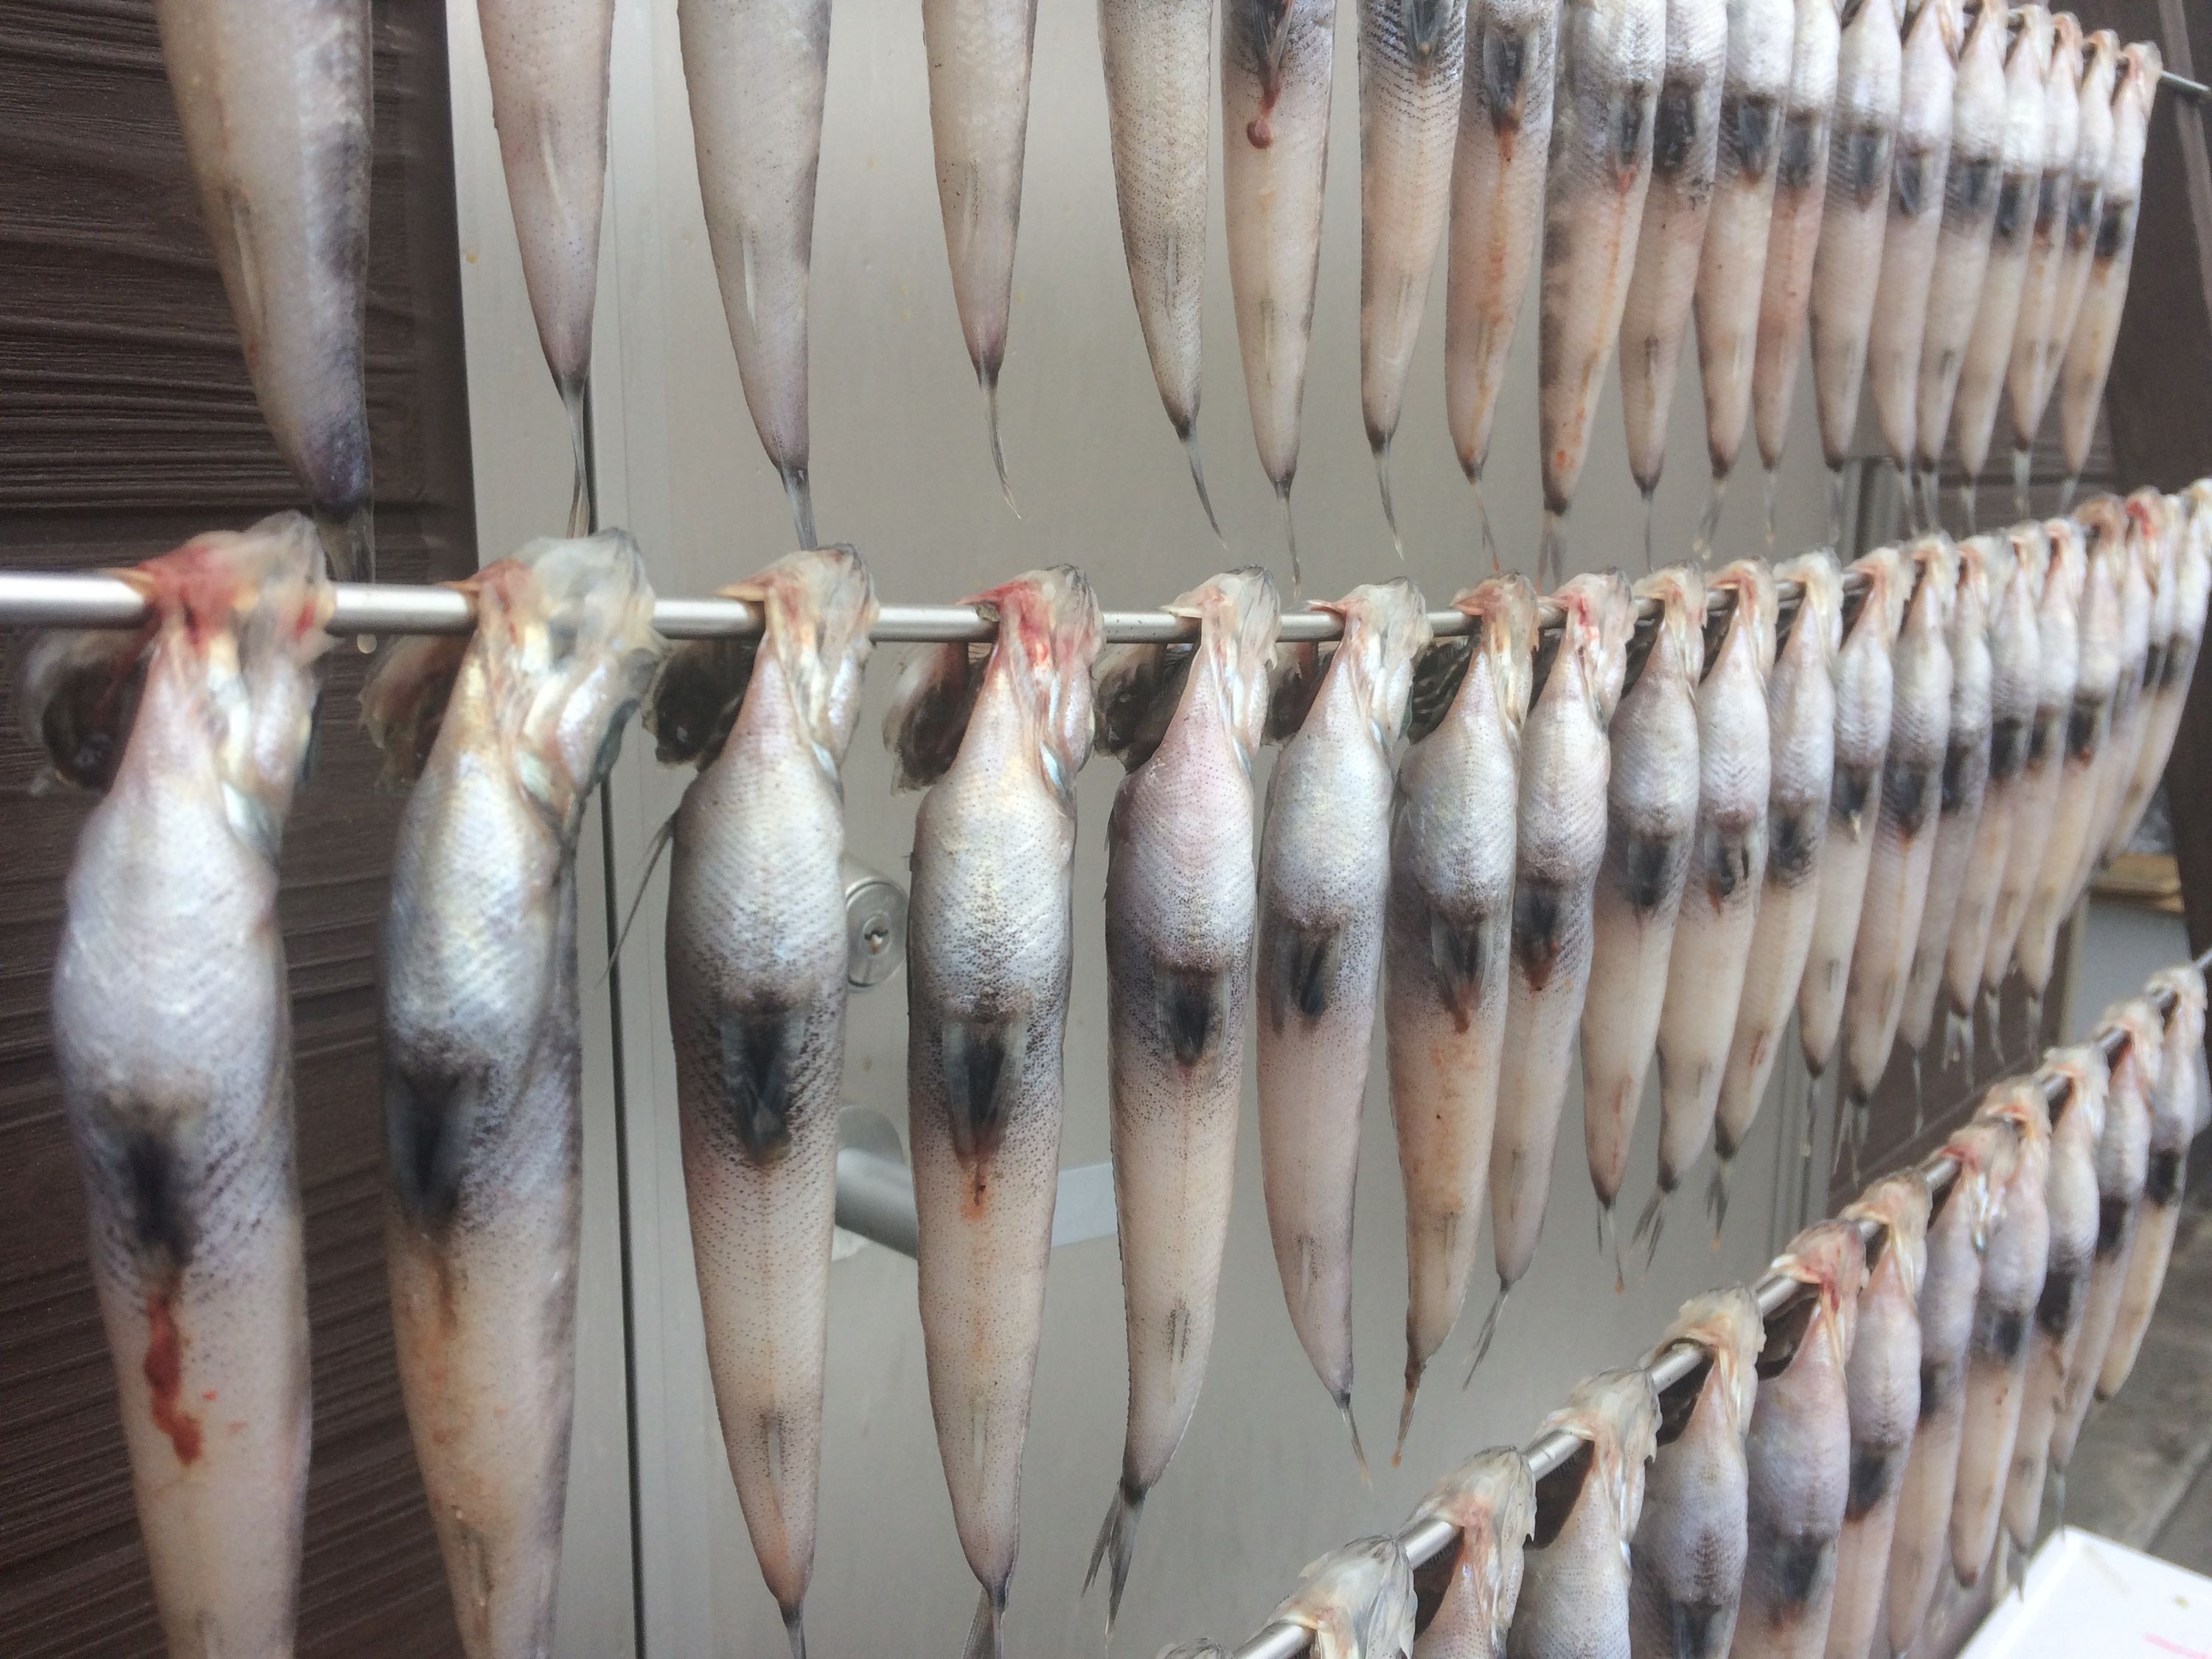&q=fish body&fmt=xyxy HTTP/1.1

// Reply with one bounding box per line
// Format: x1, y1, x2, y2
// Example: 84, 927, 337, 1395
1614, 0, 1731, 497
1391, 579, 1534, 1441
1746, 0, 1843, 473
2088, 493, 2164, 869
2113, 495, 2212, 855
36, 521, 330, 1658
2002, 15, 2084, 467
2057, 42, 2160, 480
1411, 1449, 1537, 1659
1627, 1288, 1762, 1658
1276, 1536, 1420, 1659
2107, 495, 2192, 857
1088, 572, 1280, 1621
1508, 1370, 1662, 1659
1807, 0, 1903, 470
1863, 0, 1961, 476
1445, 0, 1560, 485
1581, 568, 1705, 1233
153, 0, 373, 577
1823, 1175, 1930, 1659
1259, 583, 1430, 1447
2031, 30, 2118, 437
655, 551, 876, 1647
373, 535, 663, 1659
890, 569, 1103, 1652
683, 0, 833, 543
